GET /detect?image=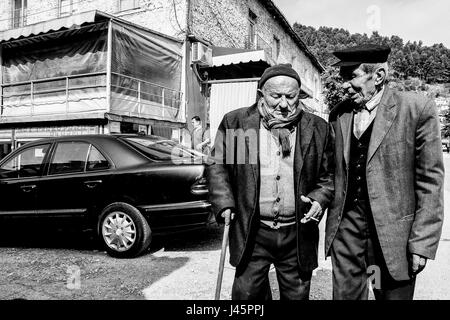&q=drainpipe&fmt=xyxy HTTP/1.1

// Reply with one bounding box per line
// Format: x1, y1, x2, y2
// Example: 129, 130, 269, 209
186, 0, 192, 35
106, 19, 113, 115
